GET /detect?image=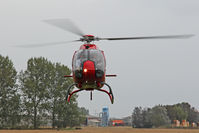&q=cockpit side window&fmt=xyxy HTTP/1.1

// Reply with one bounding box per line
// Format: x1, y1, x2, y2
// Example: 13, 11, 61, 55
73, 50, 88, 71
89, 50, 105, 71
